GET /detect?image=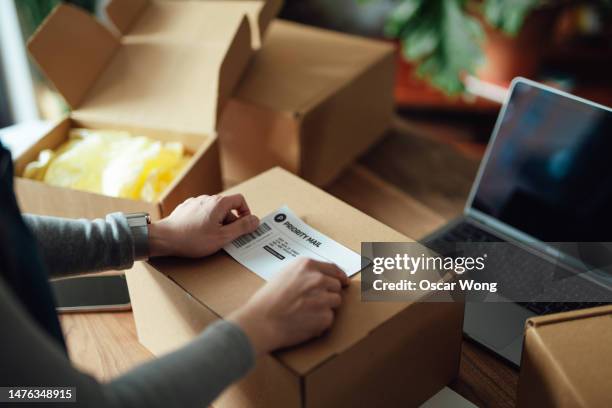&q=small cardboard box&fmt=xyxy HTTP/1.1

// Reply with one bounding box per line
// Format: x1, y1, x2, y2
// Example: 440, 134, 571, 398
218, 21, 396, 187
14, 0, 279, 220
517, 305, 612, 408
127, 167, 464, 407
